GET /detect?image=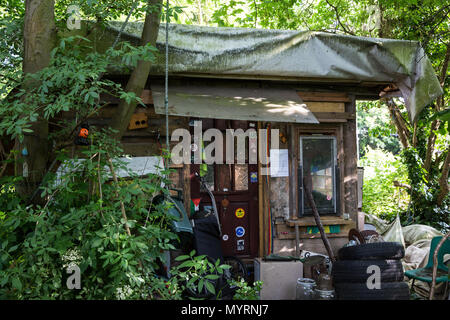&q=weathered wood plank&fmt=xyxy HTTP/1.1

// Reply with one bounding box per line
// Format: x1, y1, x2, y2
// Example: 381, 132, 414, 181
297, 91, 351, 102
305, 102, 346, 113
286, 216, 354, 226
343, 95, 359, 223
288, 124, 298, 219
